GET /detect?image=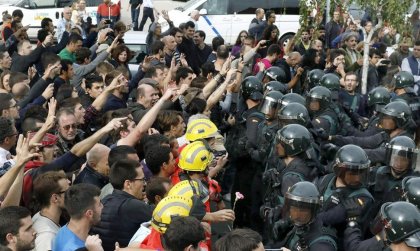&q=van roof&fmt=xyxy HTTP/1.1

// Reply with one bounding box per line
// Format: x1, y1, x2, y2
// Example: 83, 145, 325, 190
123, 31, 148, 45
